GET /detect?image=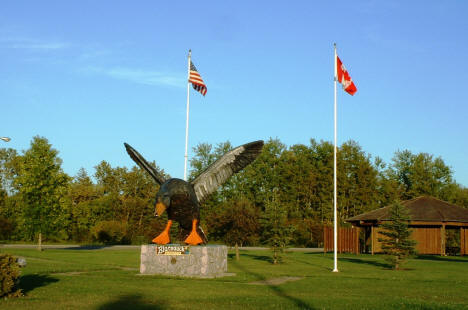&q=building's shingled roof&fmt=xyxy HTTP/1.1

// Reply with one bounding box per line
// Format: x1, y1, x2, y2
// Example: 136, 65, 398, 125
346, 196, 468, 223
